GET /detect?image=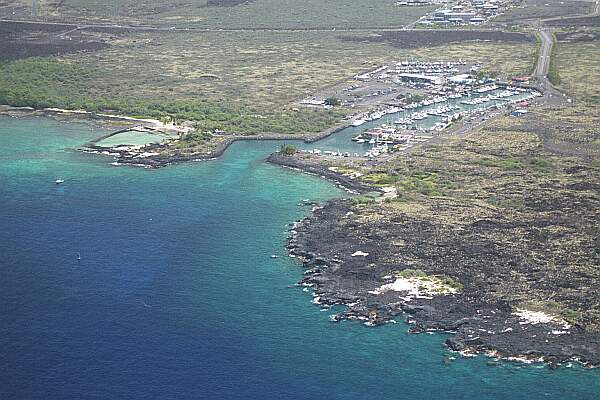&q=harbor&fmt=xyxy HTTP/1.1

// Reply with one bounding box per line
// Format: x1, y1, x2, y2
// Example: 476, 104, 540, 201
300, 59, 541, 158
